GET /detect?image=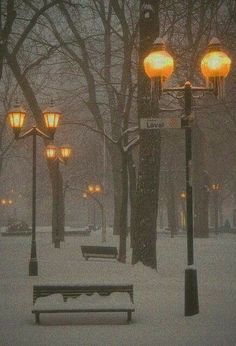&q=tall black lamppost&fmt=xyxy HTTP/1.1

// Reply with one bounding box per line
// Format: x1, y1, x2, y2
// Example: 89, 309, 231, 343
45, 144, 72, 248
7, 102, 61, 276
212, 183, 220, 234
180, 192, 186, 231
143, 37, 231, 316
